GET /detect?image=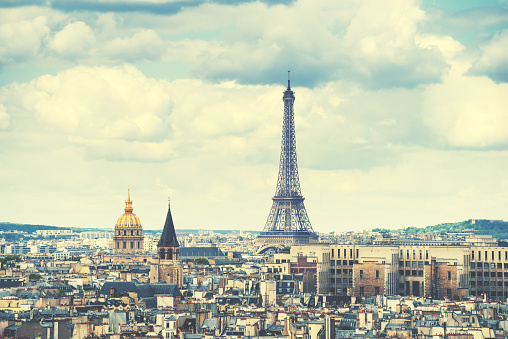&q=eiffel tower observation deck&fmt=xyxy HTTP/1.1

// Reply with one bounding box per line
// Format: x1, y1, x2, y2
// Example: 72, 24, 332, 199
257, 72, 319, 246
